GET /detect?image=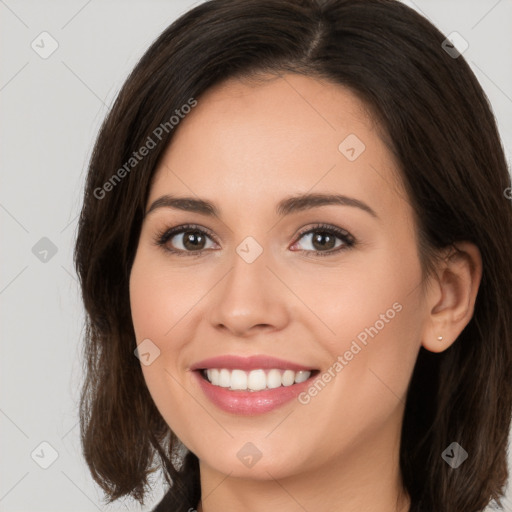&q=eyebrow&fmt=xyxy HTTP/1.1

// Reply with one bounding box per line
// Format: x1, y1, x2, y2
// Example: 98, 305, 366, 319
145, 192, 378, 219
